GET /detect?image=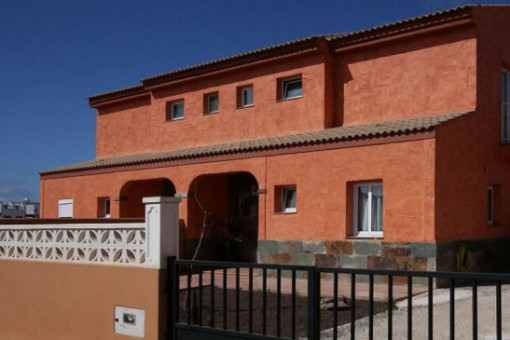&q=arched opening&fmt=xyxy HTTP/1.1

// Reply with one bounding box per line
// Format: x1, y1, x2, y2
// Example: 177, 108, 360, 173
119, 178, 176, 218
186, 172, 258, 262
